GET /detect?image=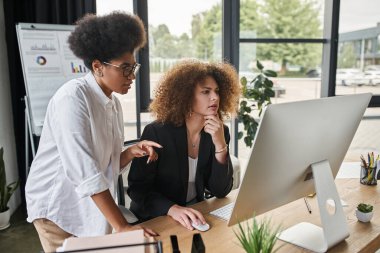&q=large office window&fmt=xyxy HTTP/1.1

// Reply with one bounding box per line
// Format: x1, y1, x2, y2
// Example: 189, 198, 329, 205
239, 43, 324, 103
240, 0, 324, 39
96, 0, 223, 139
96, 0, 380, 163
147, 2, 223, 83
146, 0, 223, 125
337, 0, 380, 96
239, 0, 325, 102
337, 0, 380, 161
237, 0, 325, 165
96, 0, 137, 141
